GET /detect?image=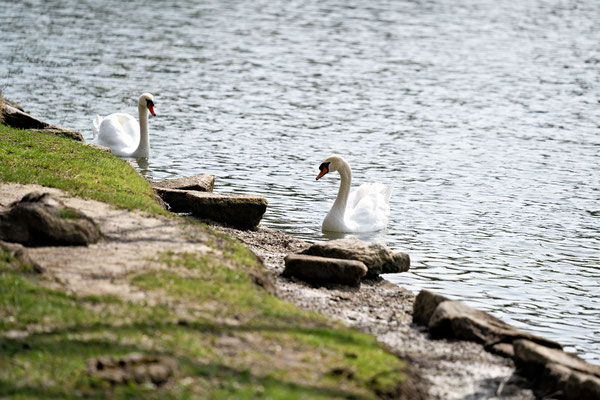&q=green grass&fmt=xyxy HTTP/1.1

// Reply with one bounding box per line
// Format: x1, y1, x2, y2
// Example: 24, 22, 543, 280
0, 124, 415, 399
0, 124, 165, 214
